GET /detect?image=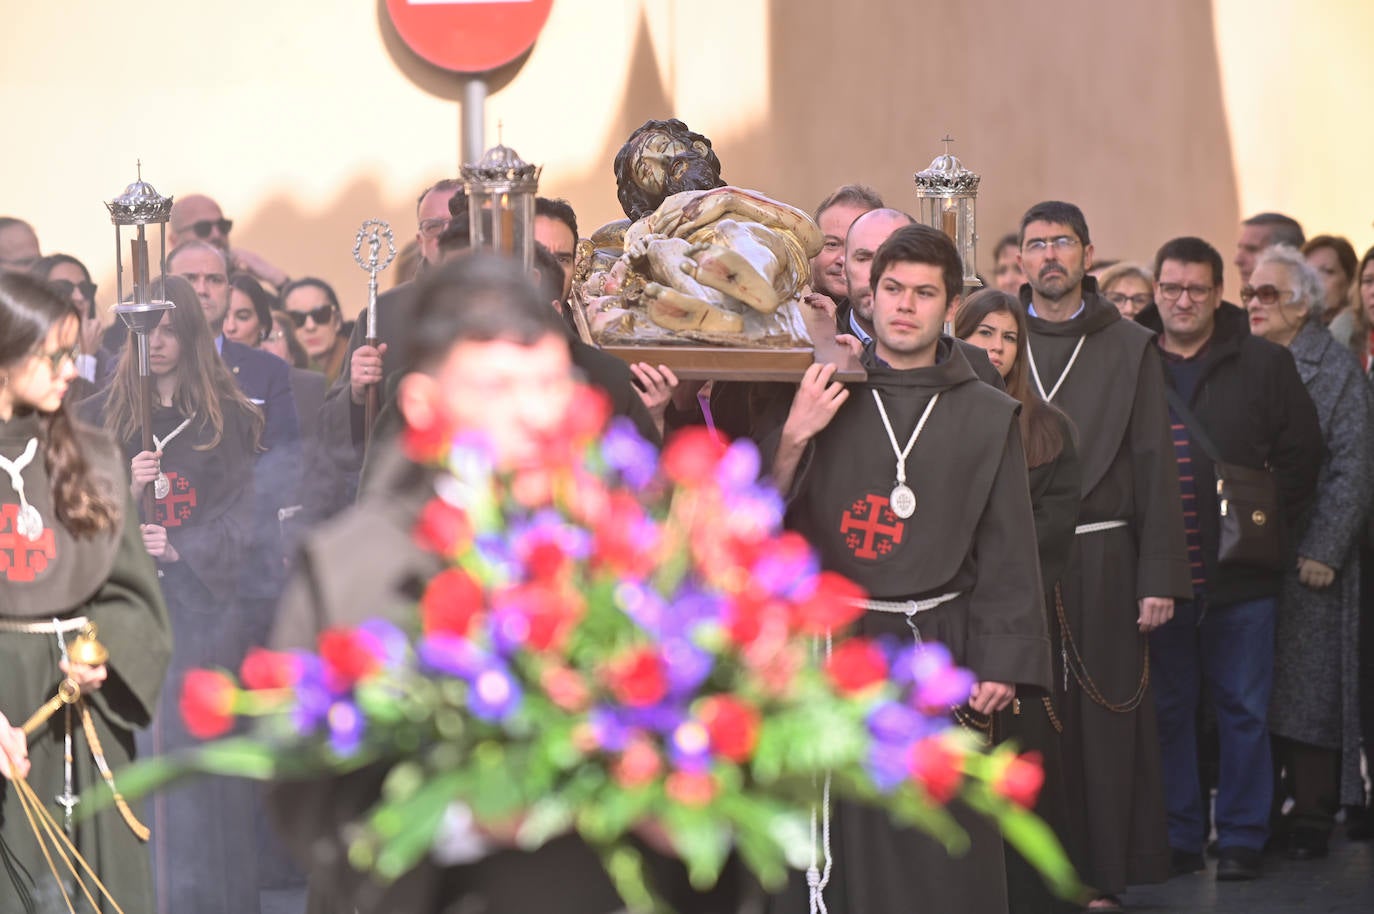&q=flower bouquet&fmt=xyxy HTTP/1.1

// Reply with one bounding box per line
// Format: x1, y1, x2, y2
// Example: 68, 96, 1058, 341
118, 388, 1076, 911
